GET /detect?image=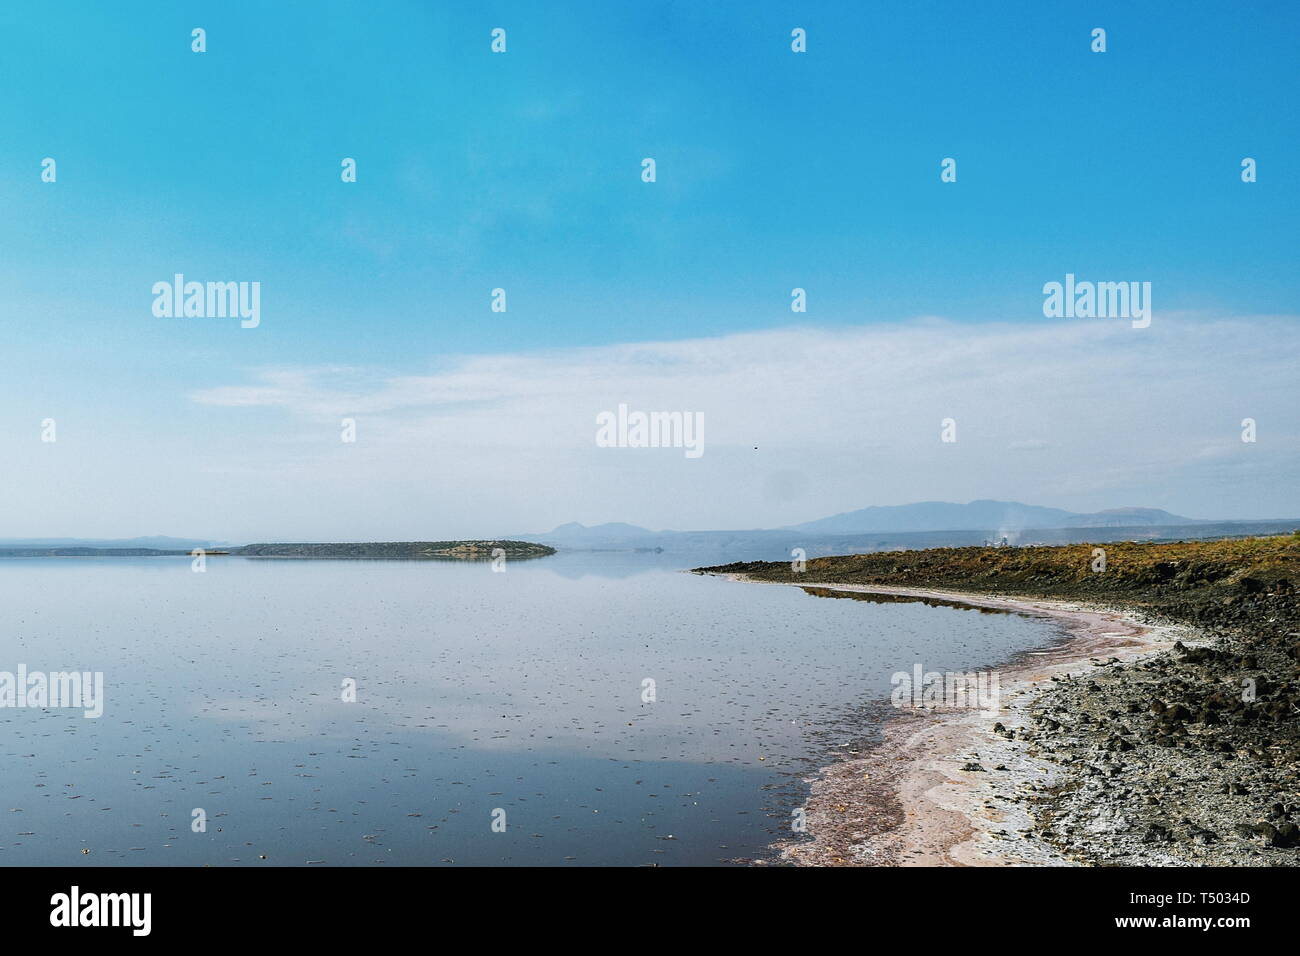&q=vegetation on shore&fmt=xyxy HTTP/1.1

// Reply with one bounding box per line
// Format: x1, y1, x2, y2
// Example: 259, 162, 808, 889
697, 535, 1298, 620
